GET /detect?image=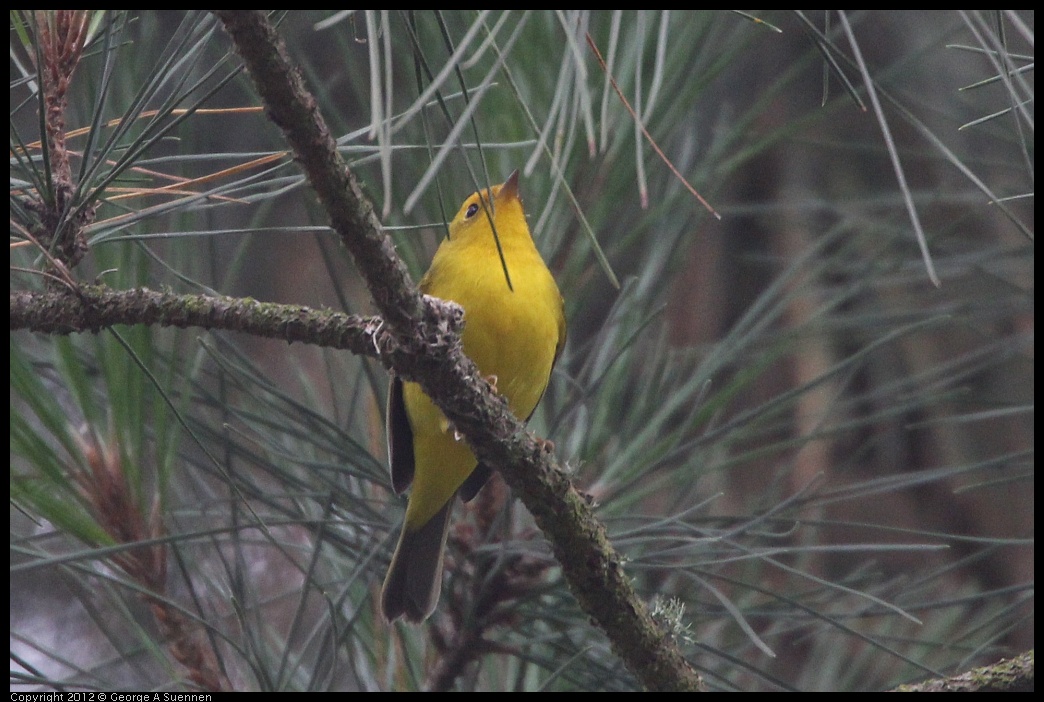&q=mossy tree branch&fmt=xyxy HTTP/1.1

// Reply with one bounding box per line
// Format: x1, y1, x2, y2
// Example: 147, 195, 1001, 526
10, 9, 703, 693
